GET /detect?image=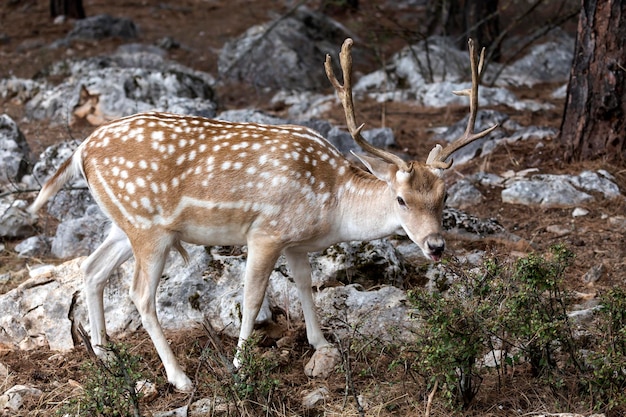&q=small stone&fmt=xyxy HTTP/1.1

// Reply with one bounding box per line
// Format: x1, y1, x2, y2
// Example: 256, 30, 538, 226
572, 207, 589, 217
302, 386, 330, 409
582, 264, 605, 284
135, 379, 158, 403
304, 346, 341, 379
0, 385, 43, 412
608, 215, 626, 231
546, 224, 571, 236
0, 362, 9, 378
